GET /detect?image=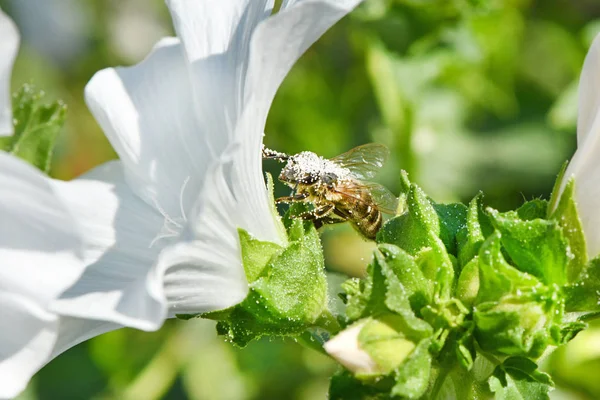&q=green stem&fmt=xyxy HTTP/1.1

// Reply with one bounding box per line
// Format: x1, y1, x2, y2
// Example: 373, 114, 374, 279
296, 310, 342, 357
314, 309, 342, 335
